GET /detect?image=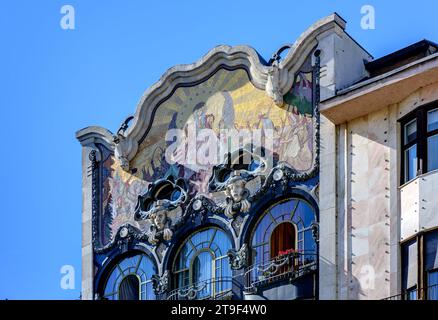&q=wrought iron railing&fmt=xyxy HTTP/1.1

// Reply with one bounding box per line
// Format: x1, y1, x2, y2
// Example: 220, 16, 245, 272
244, 251, 317, 293
166, 277, 234, 300
383, 284, 438, 300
